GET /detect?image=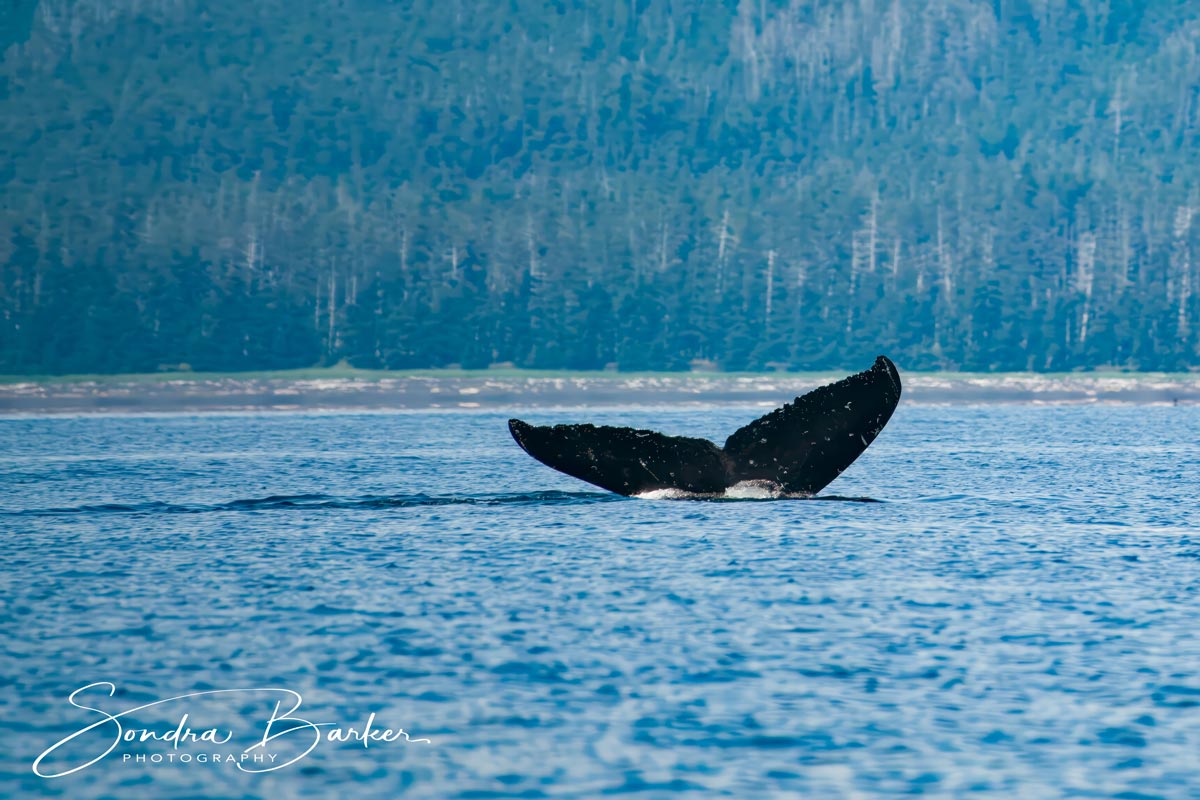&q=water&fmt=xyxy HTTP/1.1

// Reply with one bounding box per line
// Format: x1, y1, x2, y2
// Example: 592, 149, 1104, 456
2, 405, 1200, 798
